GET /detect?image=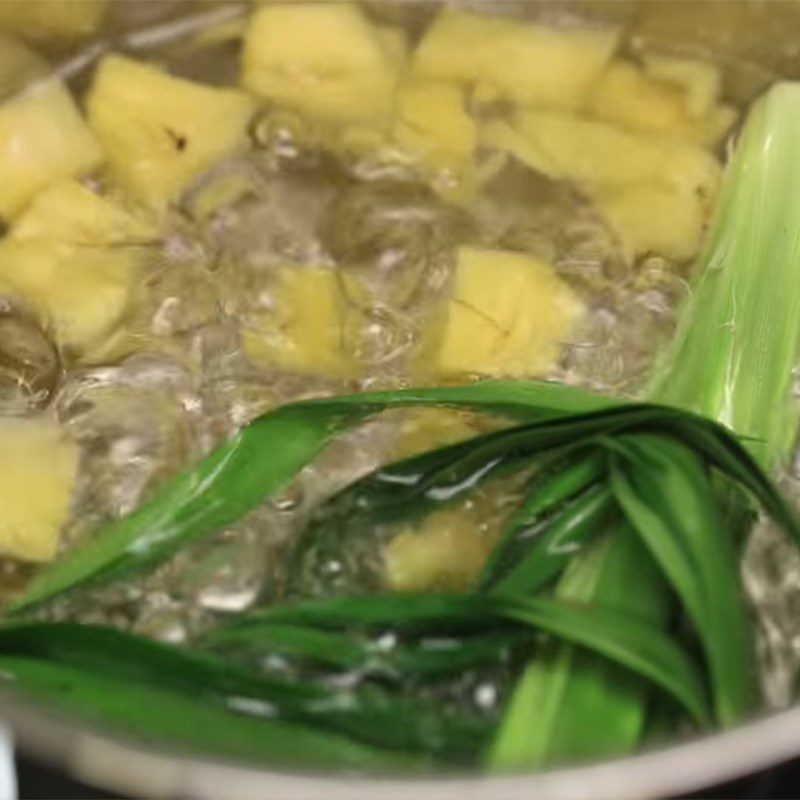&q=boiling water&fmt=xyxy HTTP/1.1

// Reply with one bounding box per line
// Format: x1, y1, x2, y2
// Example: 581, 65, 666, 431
2, 0, 800, 712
